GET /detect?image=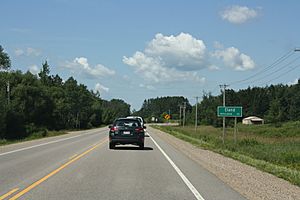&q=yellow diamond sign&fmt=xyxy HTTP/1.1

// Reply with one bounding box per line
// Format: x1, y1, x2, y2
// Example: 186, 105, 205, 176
164, 114, 171, 120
